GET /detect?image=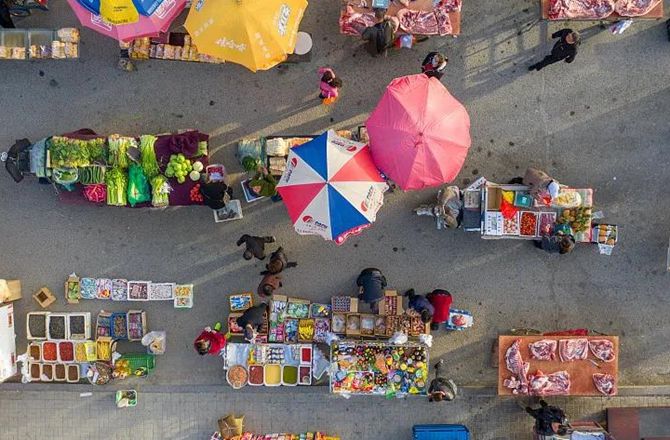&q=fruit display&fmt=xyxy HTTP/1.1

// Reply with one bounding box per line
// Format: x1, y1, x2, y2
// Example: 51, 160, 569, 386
189, 184, 203, 203
165, 153, 192, 184
519, 211, 538, 236
594, 224, 617, 246
559, 207, 592, 233
503, 213, 520, 235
